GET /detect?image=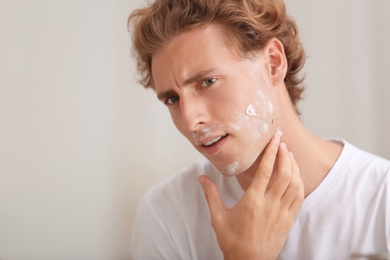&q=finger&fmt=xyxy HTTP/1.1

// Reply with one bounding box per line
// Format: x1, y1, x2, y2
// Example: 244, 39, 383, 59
266, 142, 293, 200
198, 175, 226, 224
281, 153, 304, 211
249, 132, 282, 195
289, 191, 304, 216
